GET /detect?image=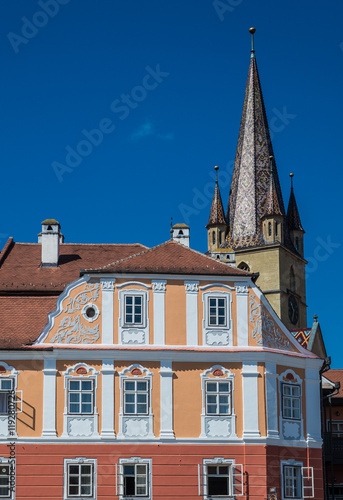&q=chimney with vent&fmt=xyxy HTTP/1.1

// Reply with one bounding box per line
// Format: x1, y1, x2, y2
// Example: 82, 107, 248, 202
170, 223, 190, 247
40, 219, 61, 267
